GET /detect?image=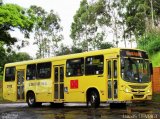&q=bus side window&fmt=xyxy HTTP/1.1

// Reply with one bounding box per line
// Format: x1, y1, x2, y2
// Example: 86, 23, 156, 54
66, 58, 84, 77
37, 62, 51, 79
85, 55, 104, 75
26, 64, 36, 80
5, 67, 15, 82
